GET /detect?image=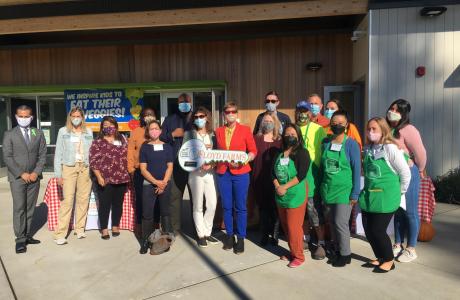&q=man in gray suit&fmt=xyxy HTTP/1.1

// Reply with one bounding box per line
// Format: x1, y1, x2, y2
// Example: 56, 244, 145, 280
2, 105, 47, 254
